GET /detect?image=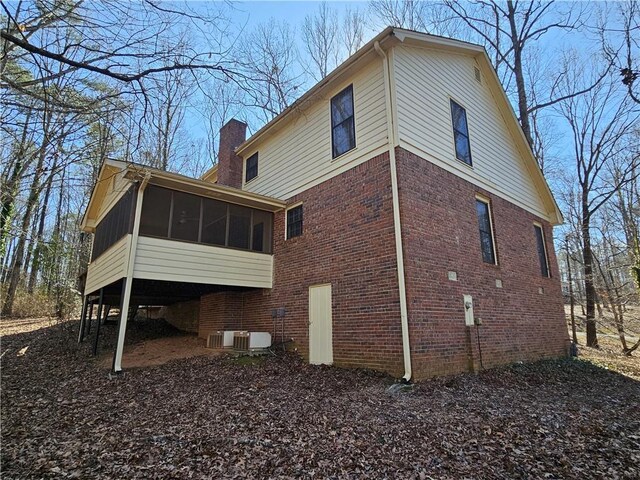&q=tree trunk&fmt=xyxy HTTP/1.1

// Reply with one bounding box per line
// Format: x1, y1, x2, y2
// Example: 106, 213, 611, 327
1, 158, 44, 315
27, 169, 55, 293
566, 244, 578, 344
506, 0, 534, 149
582, 196, 598, 348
